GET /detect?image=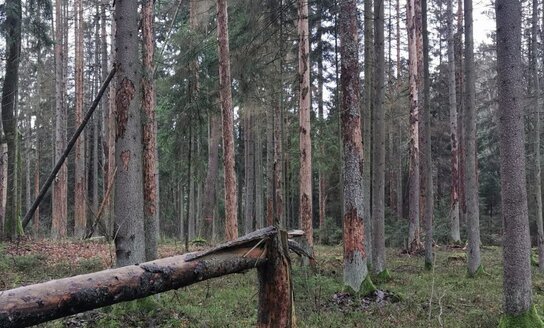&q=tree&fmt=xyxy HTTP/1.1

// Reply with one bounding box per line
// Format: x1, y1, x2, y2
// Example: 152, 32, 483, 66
298, 0, 313, 253
447, 0, 460, 243
74, 0, 86, 239
52, 0, 67, 240
530, 0, 544, 270
340, 0, 375, 294
496, 0, 544, 325
363, 0, 373, 261
217, 0, 238, 241
1, 0, 22, 240
114, 0, 146, 266
464, 0, 481, 276
142, 0, 159, 261
371, 0, 388, 278
421, 0, 433, 268
407, 0, 422, 252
